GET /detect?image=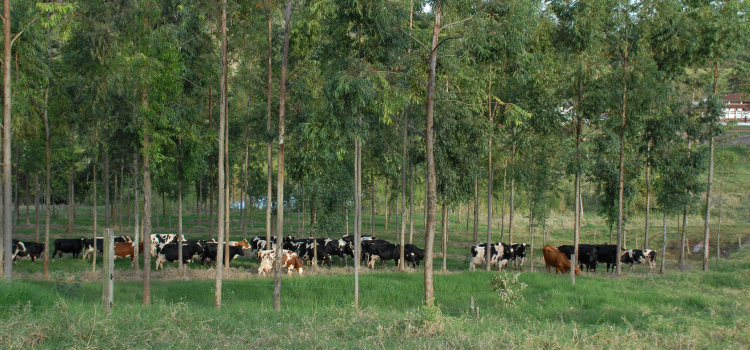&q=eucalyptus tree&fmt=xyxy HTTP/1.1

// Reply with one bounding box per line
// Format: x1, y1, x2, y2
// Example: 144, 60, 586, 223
552, 0, 609, 265
686, 0, 750, 271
